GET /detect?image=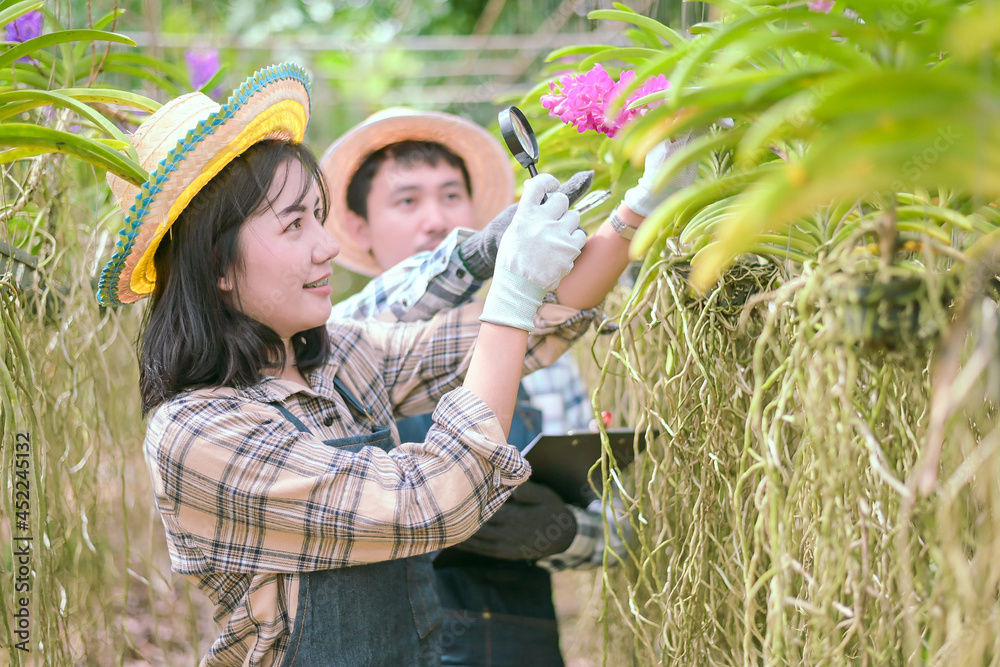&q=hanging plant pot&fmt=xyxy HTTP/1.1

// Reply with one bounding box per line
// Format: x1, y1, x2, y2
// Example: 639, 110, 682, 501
824, 272, 953, 349
668, 255, 781, 314
0, 240, 39, 292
